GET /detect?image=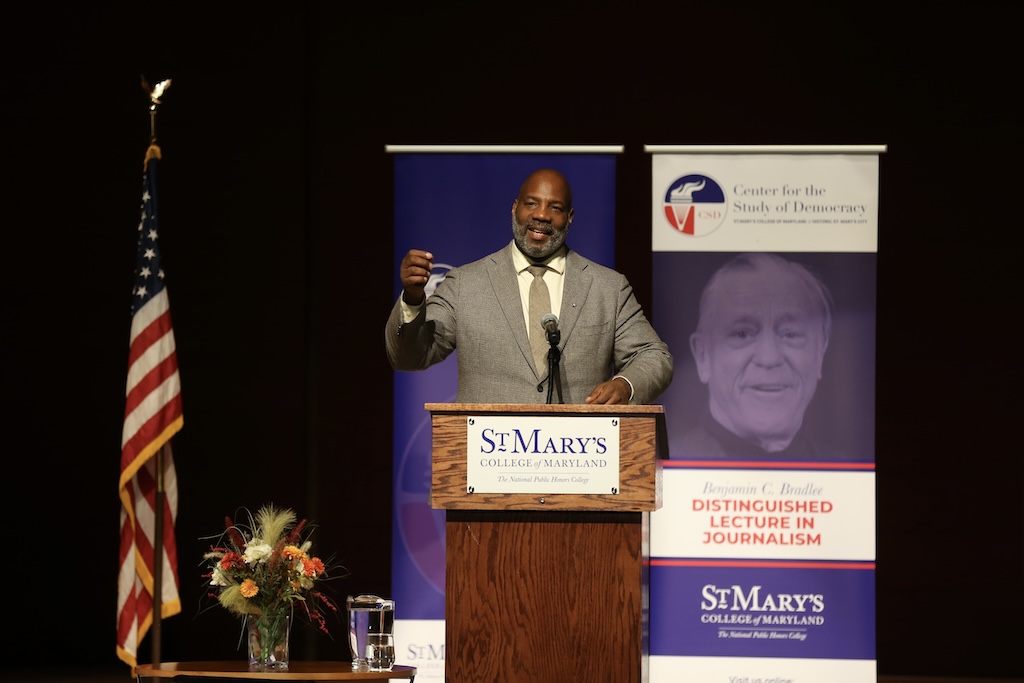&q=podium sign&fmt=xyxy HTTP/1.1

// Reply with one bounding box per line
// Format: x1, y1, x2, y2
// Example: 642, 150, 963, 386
466, 414, 621, 494
427, 403, 666, 683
